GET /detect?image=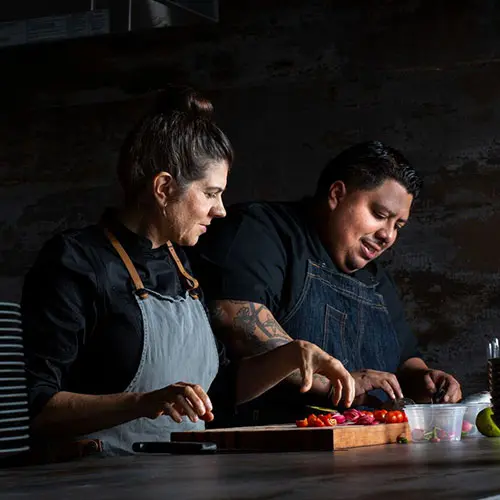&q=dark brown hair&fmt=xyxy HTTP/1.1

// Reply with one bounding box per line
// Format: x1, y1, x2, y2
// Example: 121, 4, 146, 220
315, 141, 422, 199
117, 86, 234, 202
